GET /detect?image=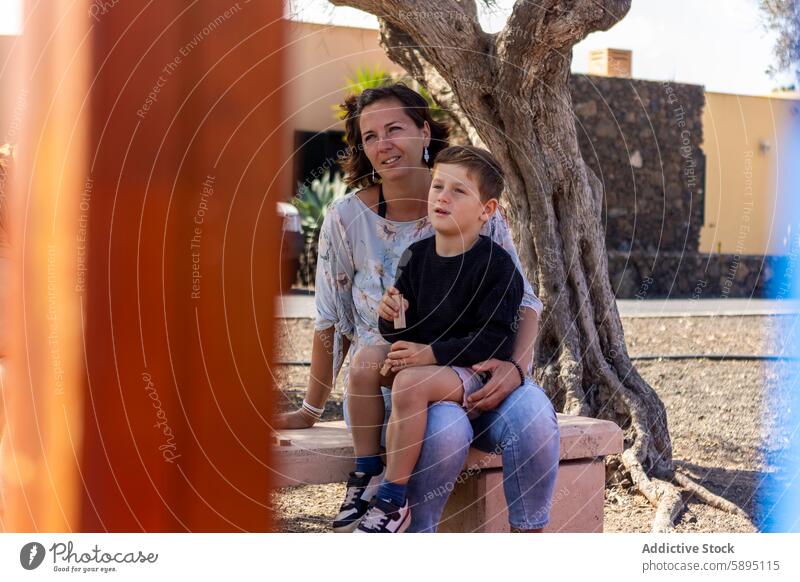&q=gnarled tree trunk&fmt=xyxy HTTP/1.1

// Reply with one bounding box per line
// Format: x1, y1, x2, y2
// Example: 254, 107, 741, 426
330, 0, 732, 531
